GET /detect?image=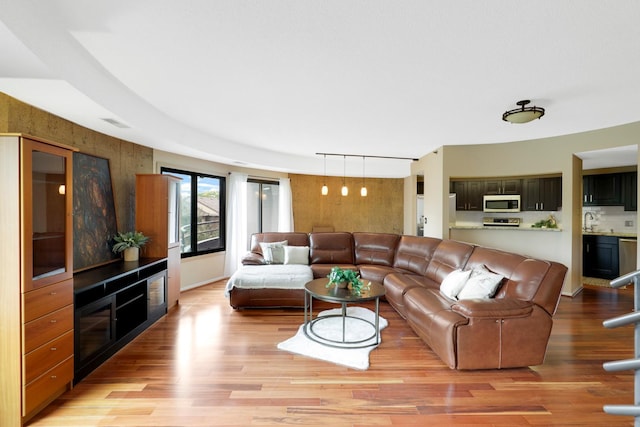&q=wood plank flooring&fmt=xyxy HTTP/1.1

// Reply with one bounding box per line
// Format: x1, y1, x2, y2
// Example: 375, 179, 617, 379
29, 282, 636, 426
